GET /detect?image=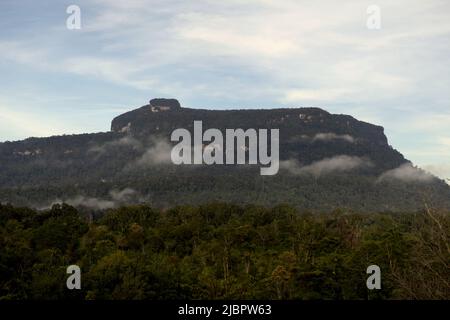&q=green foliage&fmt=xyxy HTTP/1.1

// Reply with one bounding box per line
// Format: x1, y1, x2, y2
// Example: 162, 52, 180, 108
0, 203, 448, 300
1, 106, 450, 212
